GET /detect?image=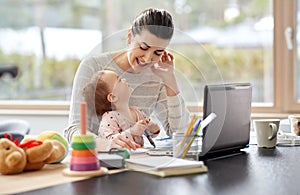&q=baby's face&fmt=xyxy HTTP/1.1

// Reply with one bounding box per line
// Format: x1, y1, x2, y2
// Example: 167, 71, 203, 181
101, 70, 132, 98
